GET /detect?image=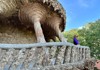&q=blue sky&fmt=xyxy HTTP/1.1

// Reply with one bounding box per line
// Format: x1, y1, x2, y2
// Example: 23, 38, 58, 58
58, 0, 100, 31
